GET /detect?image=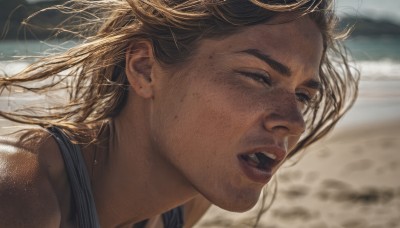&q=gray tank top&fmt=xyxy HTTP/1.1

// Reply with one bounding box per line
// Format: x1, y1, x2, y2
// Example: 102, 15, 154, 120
49, 127, 100, 228
49, 127, 185, 228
